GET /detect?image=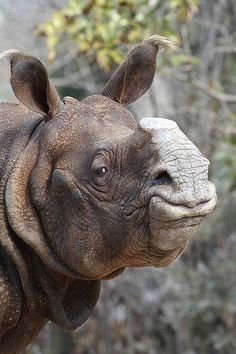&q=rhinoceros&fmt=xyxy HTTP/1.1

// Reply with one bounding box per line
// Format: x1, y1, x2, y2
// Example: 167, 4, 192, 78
0, 35, 216, 353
